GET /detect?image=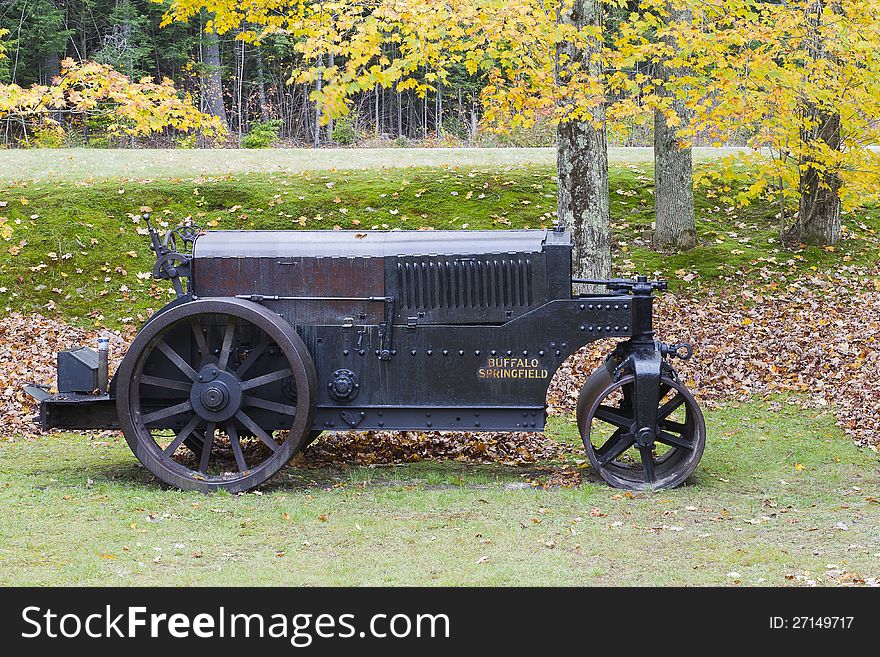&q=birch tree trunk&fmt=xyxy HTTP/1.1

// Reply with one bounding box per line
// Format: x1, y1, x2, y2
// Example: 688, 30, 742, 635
327, 51, 335, 138
653, 4, 696, 251
314, 53, 323, 147
556, 0, 611, 292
